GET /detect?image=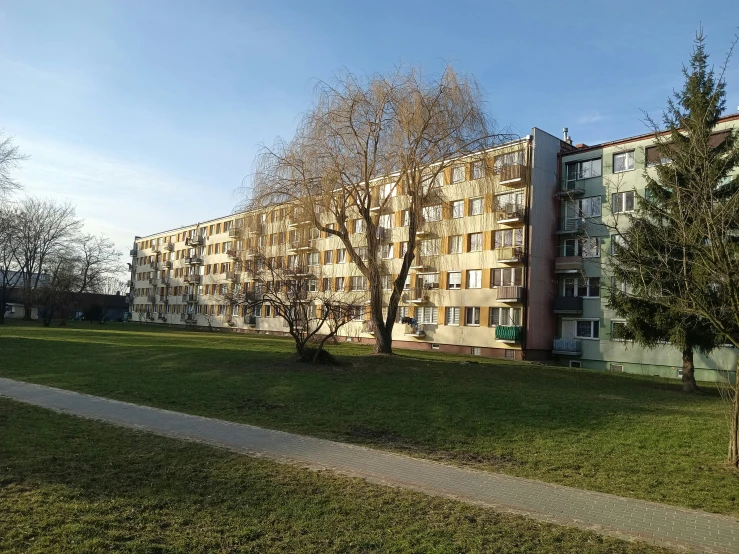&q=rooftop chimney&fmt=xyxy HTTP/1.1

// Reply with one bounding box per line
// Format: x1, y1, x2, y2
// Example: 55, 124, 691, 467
563, 127, 573, 145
